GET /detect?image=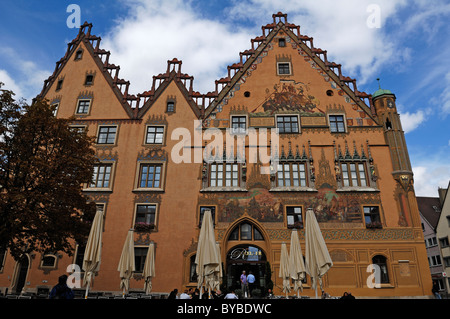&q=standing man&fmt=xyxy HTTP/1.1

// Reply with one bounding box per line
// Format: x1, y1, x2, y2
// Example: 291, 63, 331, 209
240, 270, 248, 298
247, 271, 255, 298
